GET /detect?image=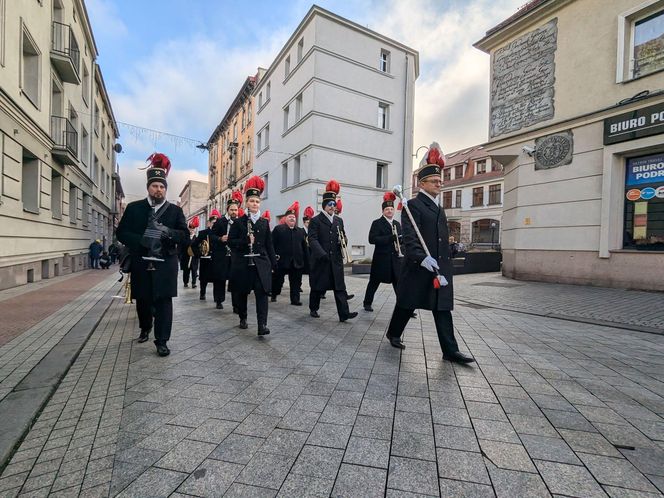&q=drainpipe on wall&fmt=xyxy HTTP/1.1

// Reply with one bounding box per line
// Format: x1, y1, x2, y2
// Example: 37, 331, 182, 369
402, 54, 410, 192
